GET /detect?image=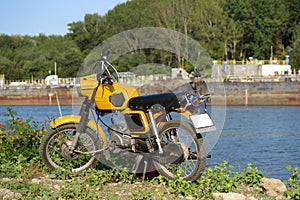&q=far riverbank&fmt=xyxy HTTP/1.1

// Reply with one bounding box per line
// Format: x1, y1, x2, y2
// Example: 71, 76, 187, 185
0, 81, 299, 106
